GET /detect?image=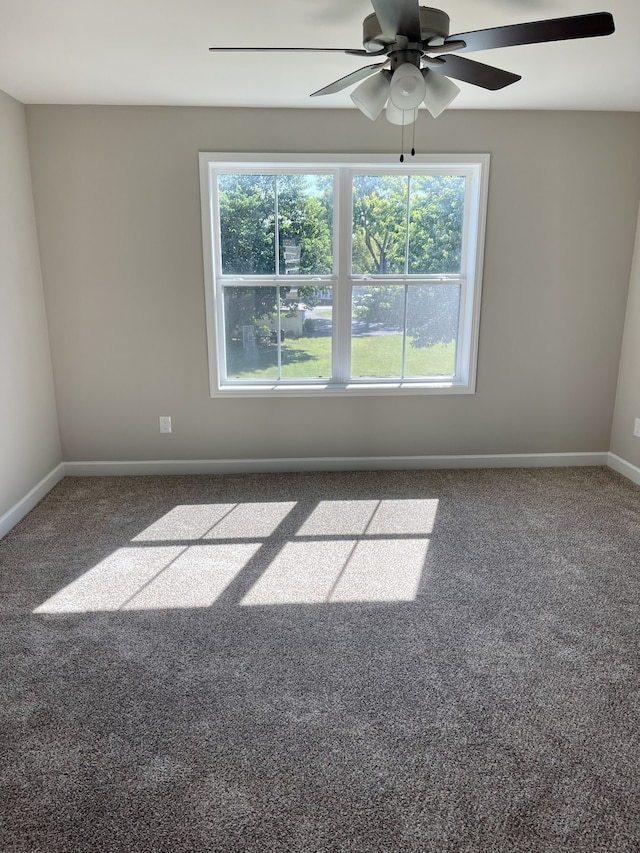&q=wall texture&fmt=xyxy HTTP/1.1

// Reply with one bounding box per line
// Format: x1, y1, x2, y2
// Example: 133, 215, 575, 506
25, 105, 640, 463
611, 202, 640, 469
0, 90, 61, 519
